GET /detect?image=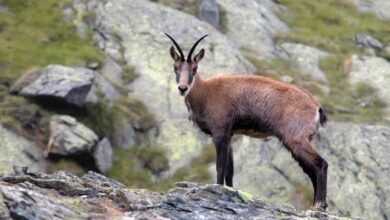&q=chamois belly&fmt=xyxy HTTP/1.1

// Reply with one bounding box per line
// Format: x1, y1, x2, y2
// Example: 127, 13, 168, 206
232, 117, 273, 138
